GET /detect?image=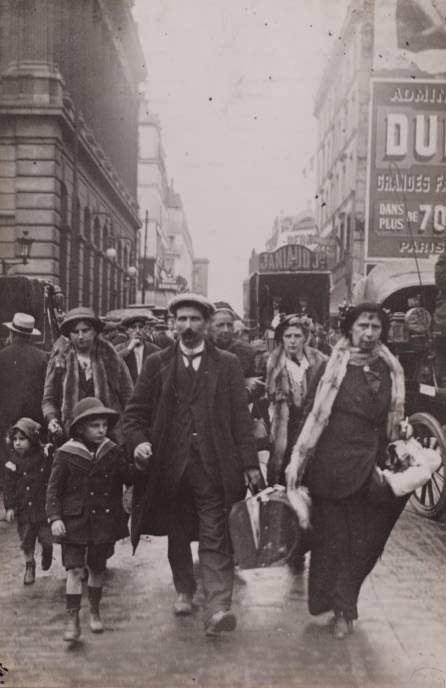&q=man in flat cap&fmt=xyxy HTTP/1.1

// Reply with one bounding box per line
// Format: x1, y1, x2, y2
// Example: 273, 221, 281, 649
118, 313, 160, 384
123, 293, 262, 637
